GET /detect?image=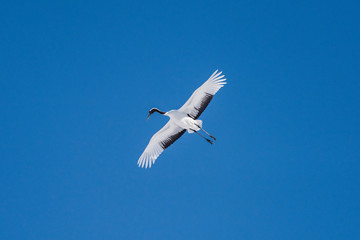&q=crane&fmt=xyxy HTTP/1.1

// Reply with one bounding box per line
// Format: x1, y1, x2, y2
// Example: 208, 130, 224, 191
138, 70, 227, 168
